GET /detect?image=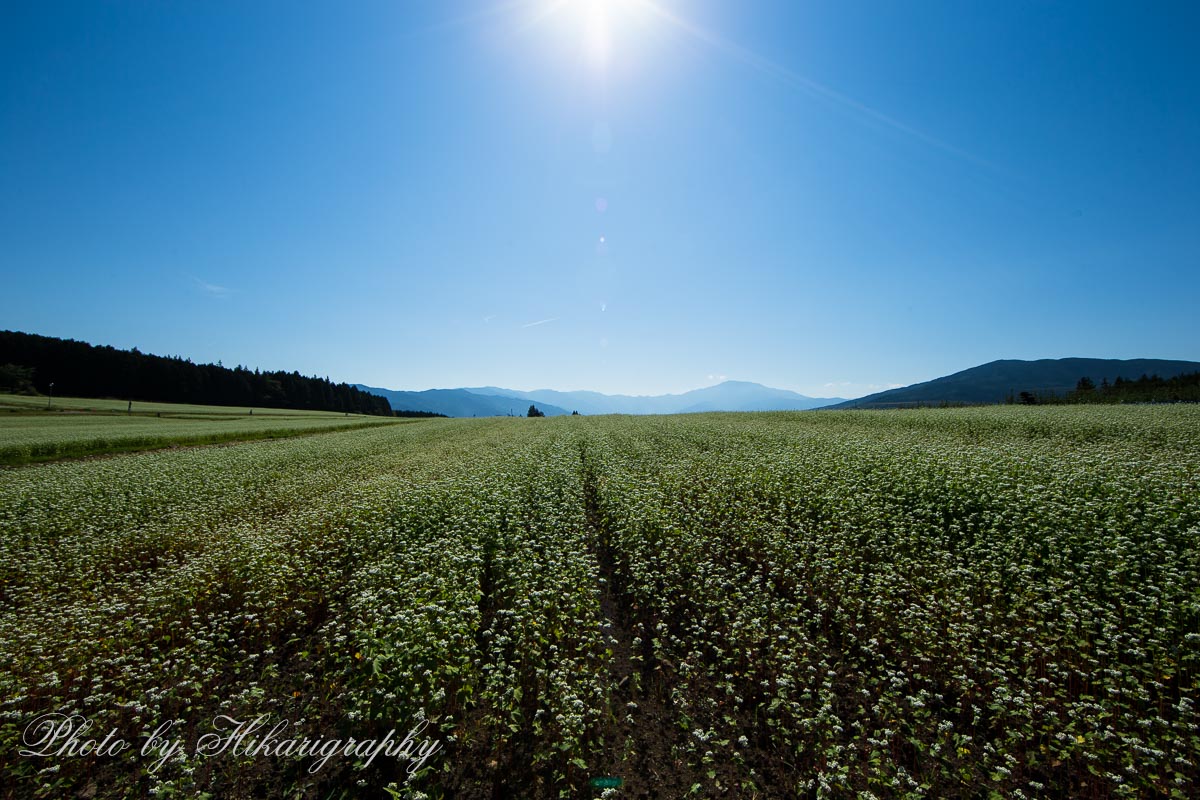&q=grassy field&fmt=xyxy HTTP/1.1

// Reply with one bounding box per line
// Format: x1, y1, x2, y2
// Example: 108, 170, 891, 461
0, 393, 400, 465
0, 406, 1197, 798
0, 393, 356, 417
